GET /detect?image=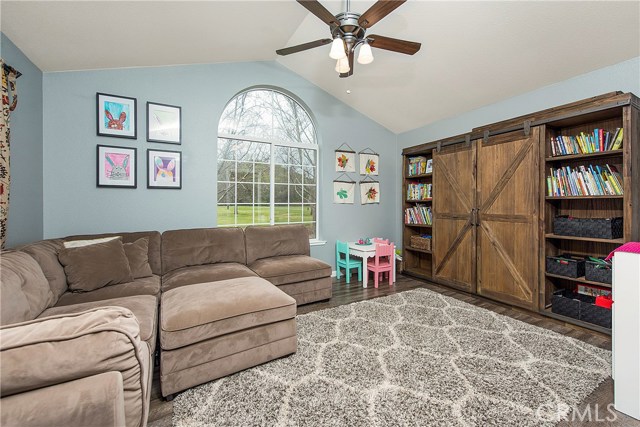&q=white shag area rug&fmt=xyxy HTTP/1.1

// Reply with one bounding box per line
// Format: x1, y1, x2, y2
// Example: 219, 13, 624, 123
173, 288, 611, 426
